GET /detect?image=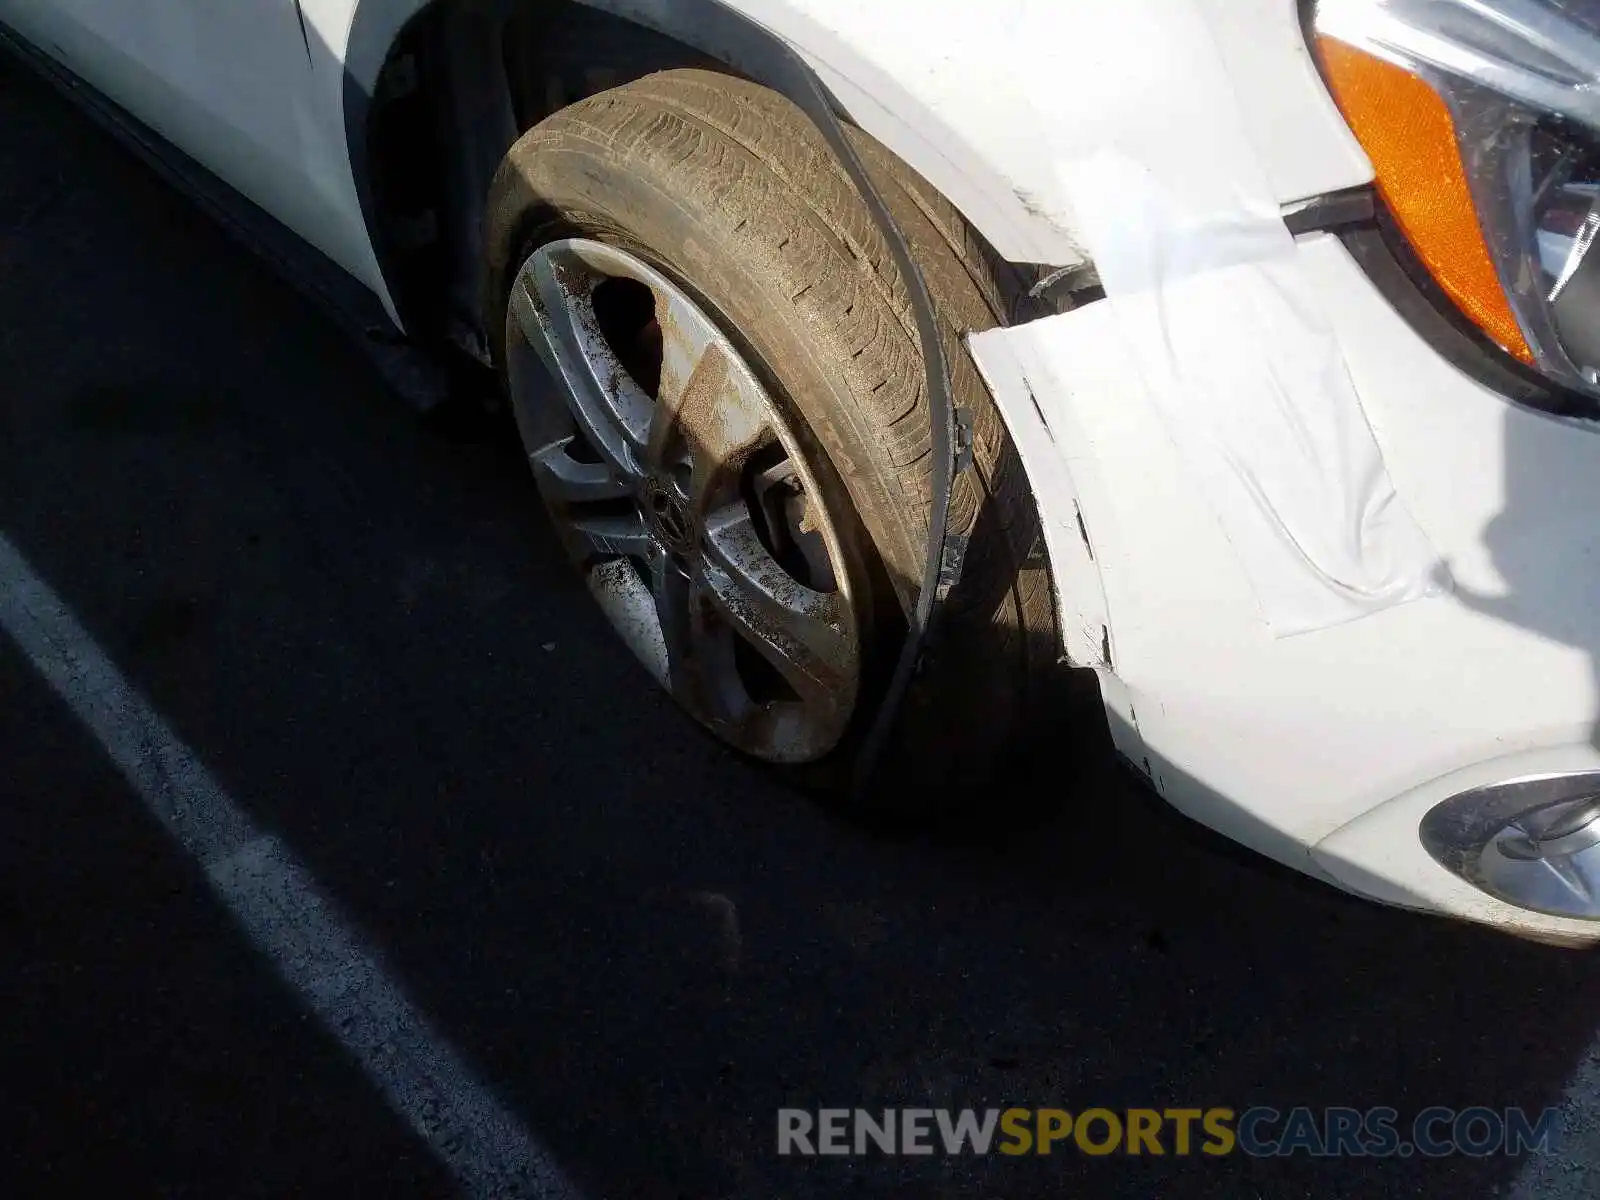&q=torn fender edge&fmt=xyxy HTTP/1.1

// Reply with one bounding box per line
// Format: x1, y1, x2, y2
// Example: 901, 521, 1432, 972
968, 321, 1148, 771
967, 327, 1109, 671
